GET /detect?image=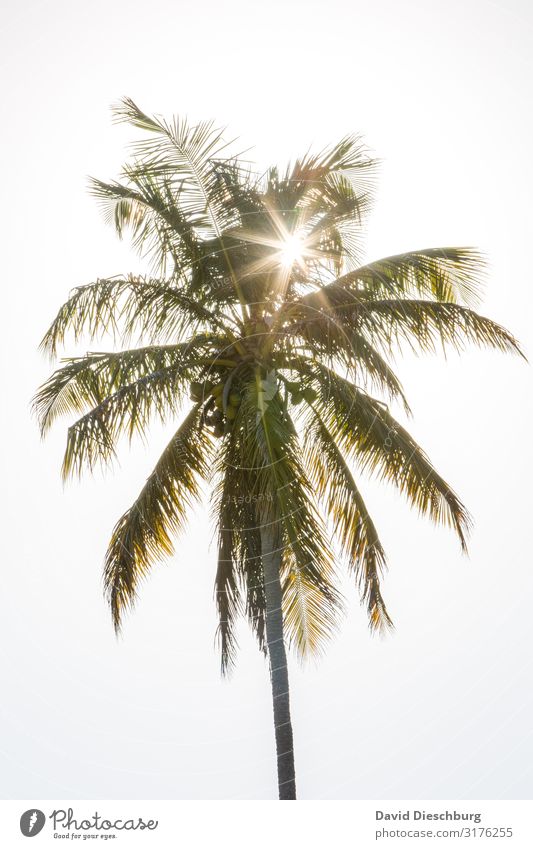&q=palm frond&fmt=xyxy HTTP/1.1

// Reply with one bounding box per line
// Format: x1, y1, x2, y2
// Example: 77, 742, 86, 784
112, 97, 234, 237
60, 357, 205, 479
288, 297, 523, 360
281, 134, 378, 201
104, 404, 212, 630
39, 276, 230, 357
304, 363, 472, 550
304, 410, 392, 631
300, 174, 374, 270
250, 384, 343, 657
34, 343, 208, 435
278, 328, 412, 413
210, 450, 263, 674
356, 300, 523, 358
280, 543, 343, 658
214, 499, 242, 675
298, 247, 486, 307
90, 173, 205, 274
